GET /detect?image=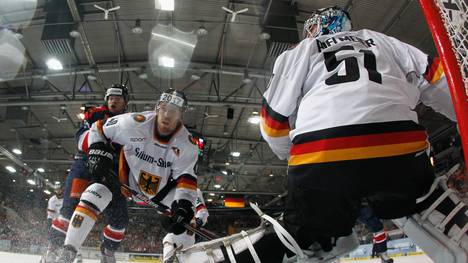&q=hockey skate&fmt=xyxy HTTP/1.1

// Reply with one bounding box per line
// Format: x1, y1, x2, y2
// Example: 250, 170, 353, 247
56, 245, 77, 263
100, 244, 117, 263
39, 244, 60, 263
378, 252, 394, 263
76, 253, 83, 263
